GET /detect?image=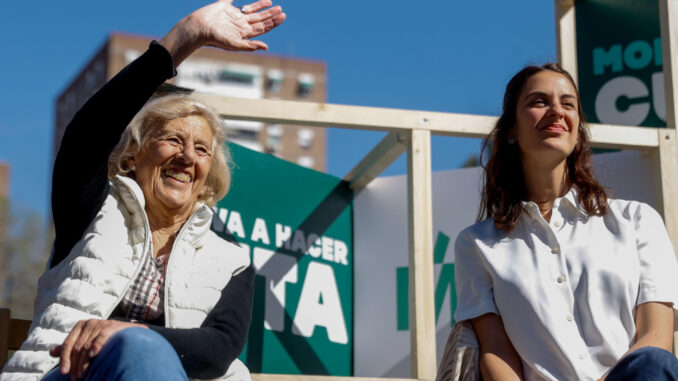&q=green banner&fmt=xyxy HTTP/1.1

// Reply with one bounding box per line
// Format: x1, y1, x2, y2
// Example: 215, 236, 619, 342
576, 0, 665, 127
212, 143, 353, 375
